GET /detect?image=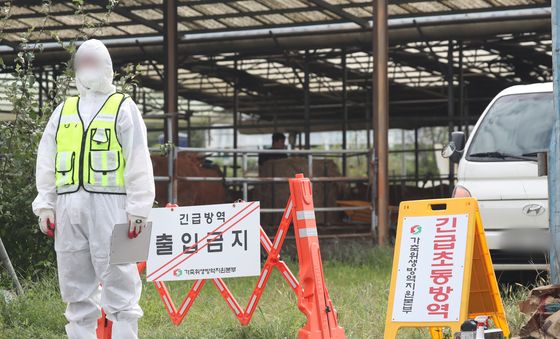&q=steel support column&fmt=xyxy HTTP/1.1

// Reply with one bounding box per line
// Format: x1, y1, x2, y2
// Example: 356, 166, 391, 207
163, 0, 178, 203
549, 0, 560, 283
458, 41, 465, 133
447, 40, 455, 193
186, 100, 191, 147
304, 50, 311, 149
186, 112, 191, 147
233, 59, 239, 178
414, 128, 419, 184
342, 49, 348, 176
373, 0, 389, 245
164, 0, 178, 145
